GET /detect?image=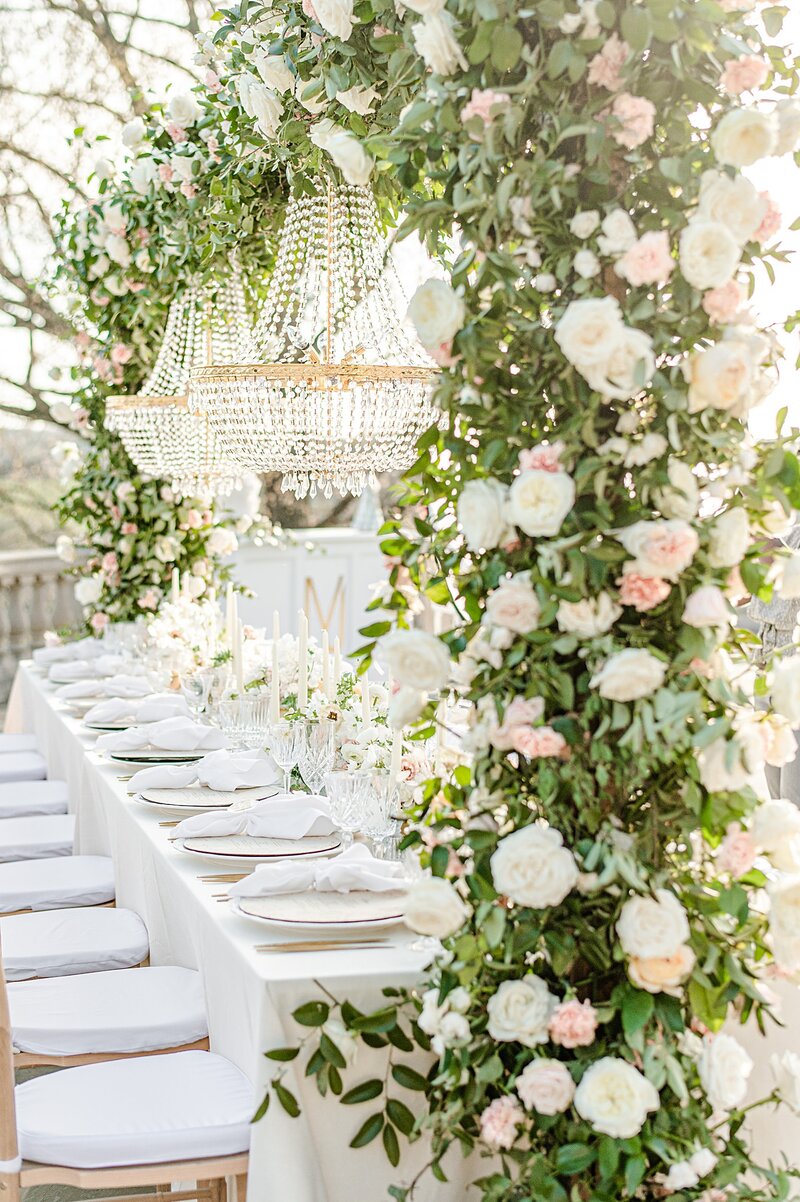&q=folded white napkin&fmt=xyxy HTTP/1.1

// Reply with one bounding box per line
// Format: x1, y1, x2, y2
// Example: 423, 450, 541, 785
84, 694, 191, 725
170, 795, 333, 842
56, 680, 105, 700
34, 637, 105, 667
97, 717, 228, 754
99, 675, 154, 699
129, 748, 279, 793
49, 660, 98, 682
229, 844, 408, 899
